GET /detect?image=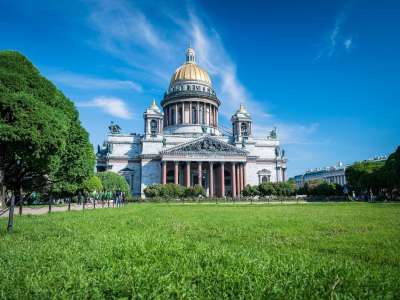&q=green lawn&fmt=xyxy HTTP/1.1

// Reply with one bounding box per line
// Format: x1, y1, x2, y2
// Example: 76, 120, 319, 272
0, 203, 399, 299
